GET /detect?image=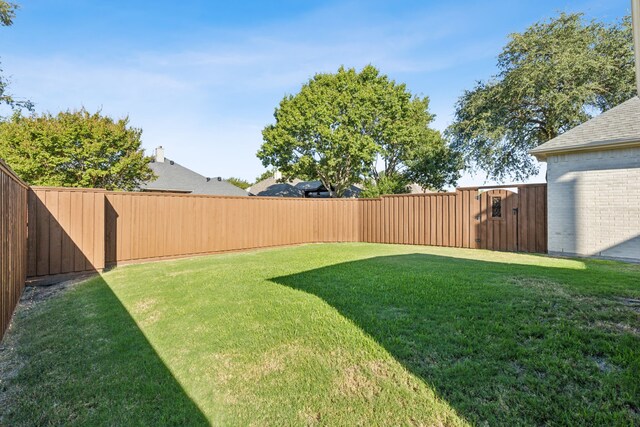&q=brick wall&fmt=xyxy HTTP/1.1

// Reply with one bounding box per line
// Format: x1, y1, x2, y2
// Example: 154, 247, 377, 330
546, 146, 640, 261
